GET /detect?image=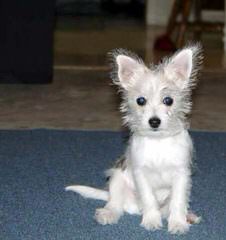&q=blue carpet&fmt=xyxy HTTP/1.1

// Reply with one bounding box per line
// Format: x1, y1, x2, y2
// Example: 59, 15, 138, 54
0, 129, 226, 240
